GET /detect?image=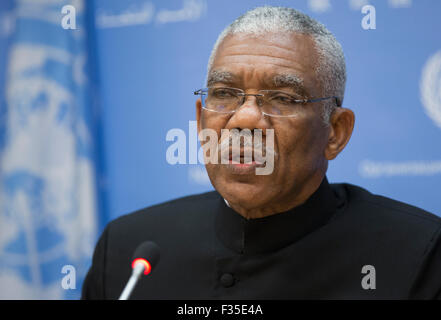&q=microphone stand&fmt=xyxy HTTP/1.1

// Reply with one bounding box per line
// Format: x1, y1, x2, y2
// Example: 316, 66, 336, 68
118, 262, 145, 300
